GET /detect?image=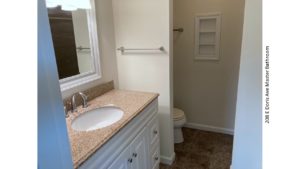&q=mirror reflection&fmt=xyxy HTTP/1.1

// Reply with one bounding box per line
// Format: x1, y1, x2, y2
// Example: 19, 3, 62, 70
47, 7, 93, 79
